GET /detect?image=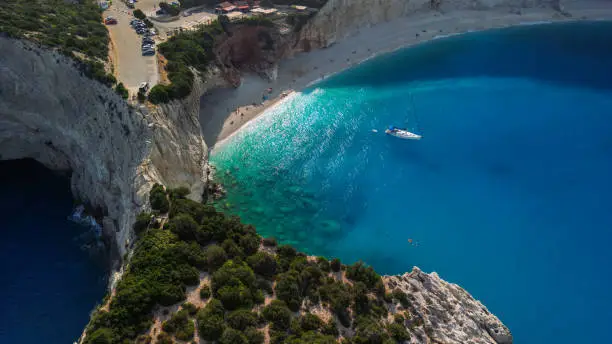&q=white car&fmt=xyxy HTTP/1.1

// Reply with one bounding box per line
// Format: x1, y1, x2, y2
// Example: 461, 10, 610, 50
139, 82, 149, 91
